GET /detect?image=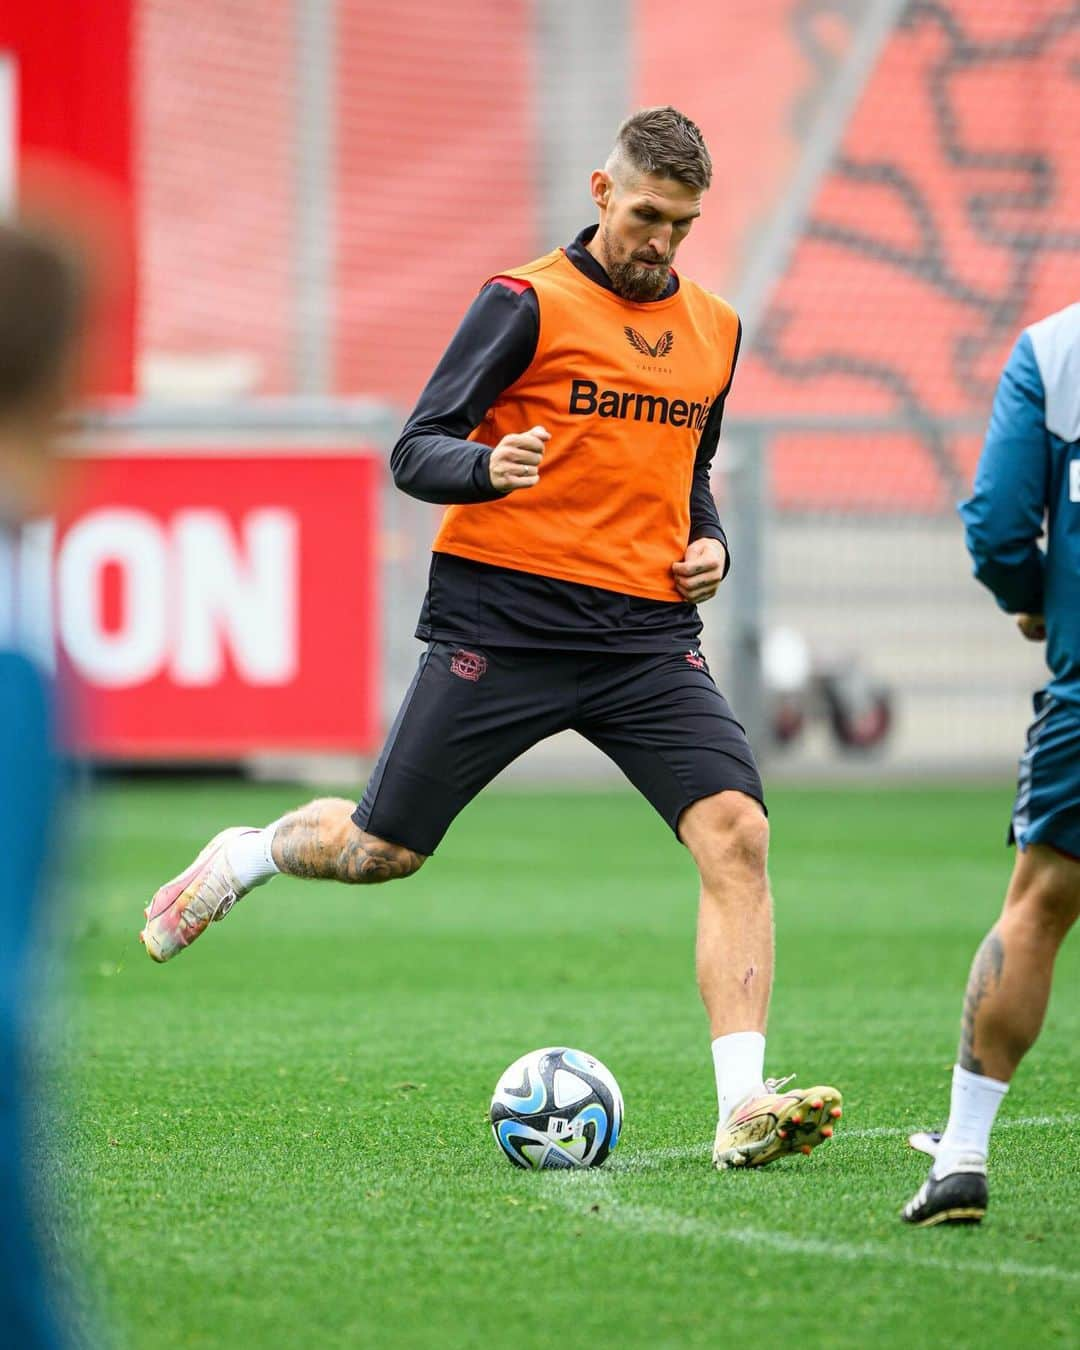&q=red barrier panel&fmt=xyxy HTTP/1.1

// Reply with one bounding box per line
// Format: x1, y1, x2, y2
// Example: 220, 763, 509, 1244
0, 0, 136, 395
33, 451, 381, 757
